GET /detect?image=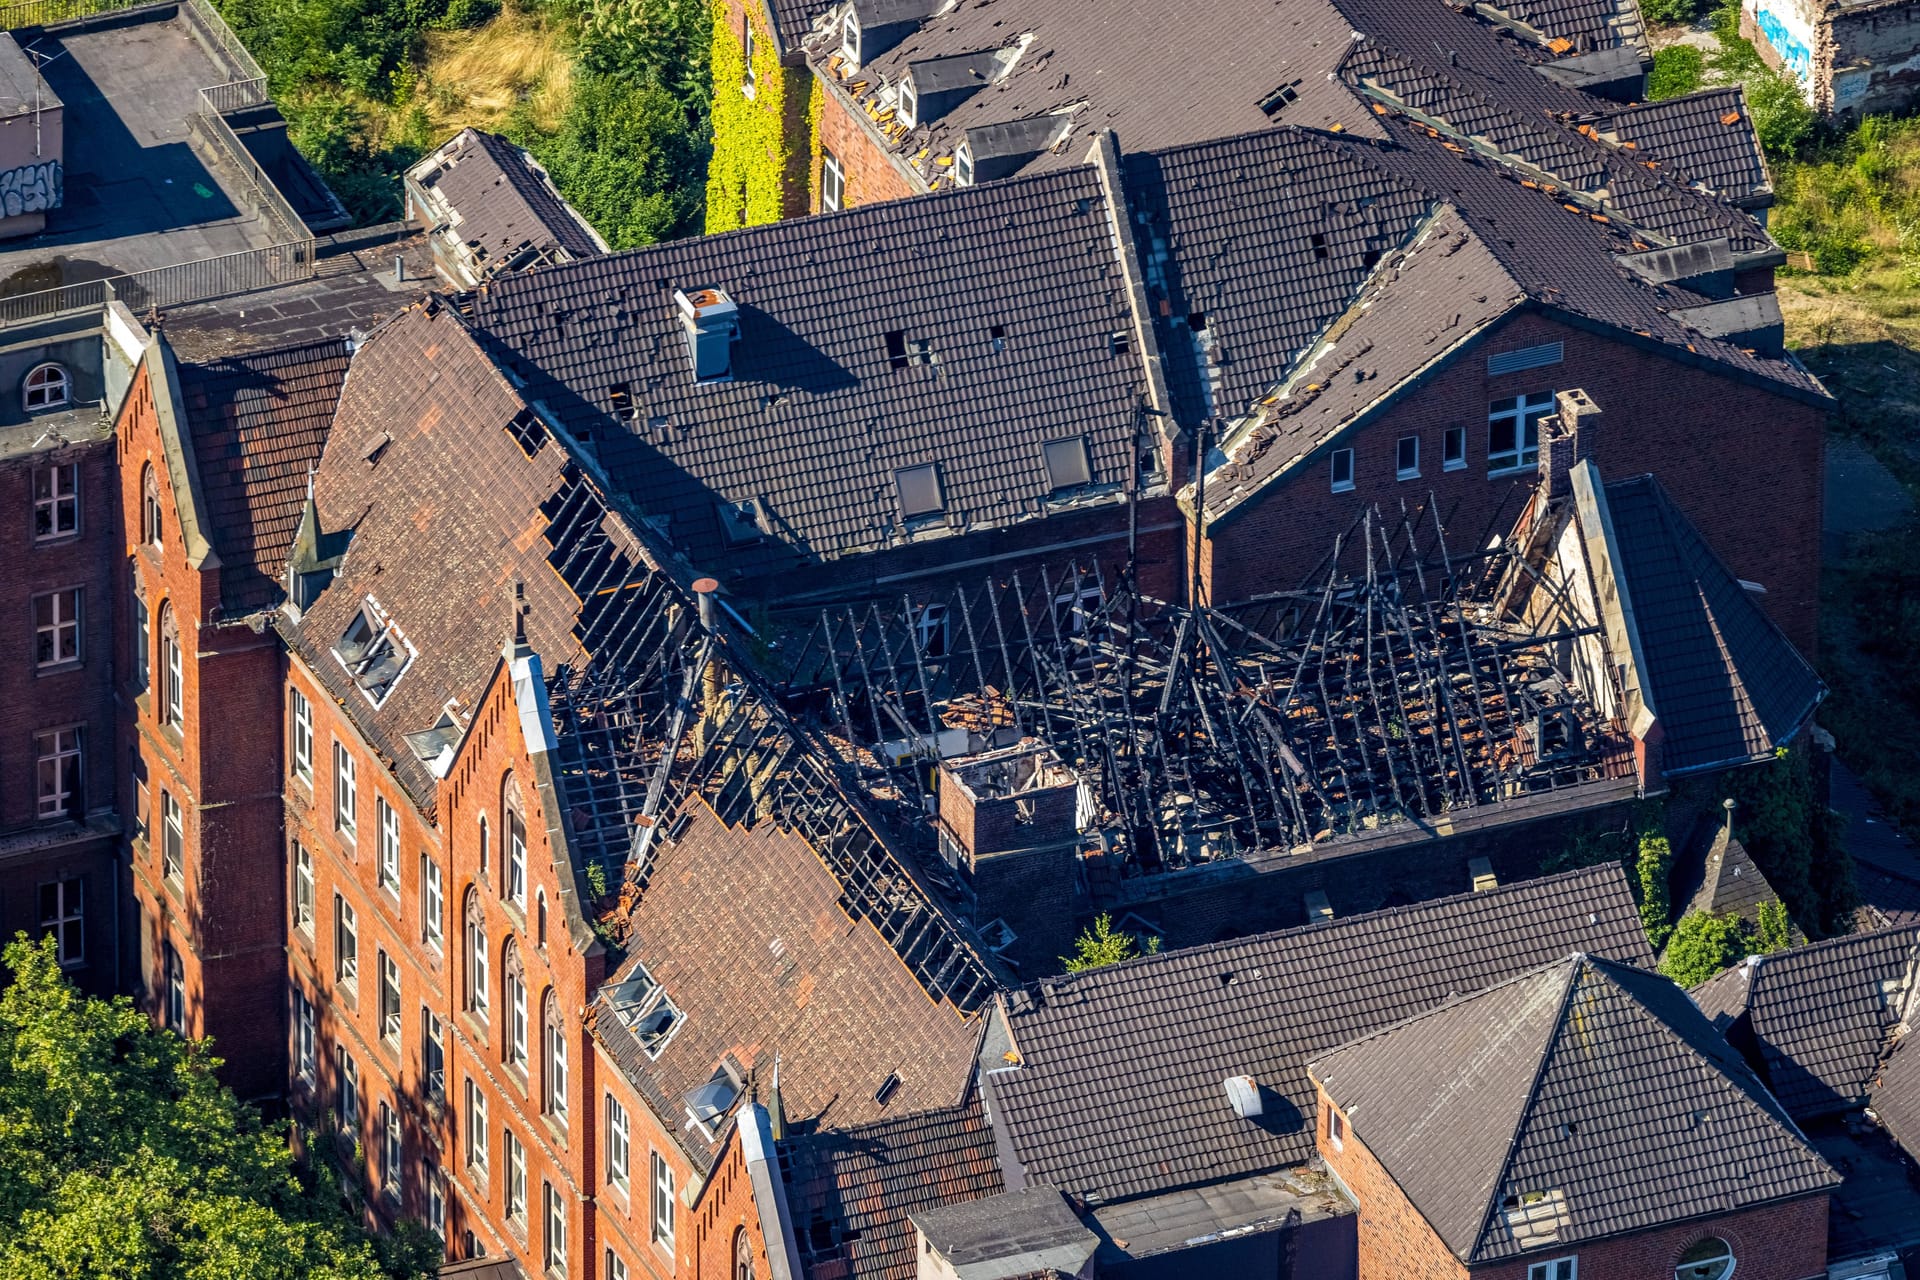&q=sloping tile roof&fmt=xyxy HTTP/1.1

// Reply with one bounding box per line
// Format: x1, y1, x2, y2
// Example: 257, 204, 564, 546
1601, 474, 1825, 775
1671, 819, 1784, 924
592, 797, 980, 1172
777, 1099, 1005, 1280
1312, 955, 1836, 1262
1594, 87, 1771, 204
466, 167, 1150, 575
417, 128, 605, 268
1690, 926, 1920, 1120
176, 337, 352, 616
983, 863, 1653, 1205
1871, 1034, 1920, 1163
